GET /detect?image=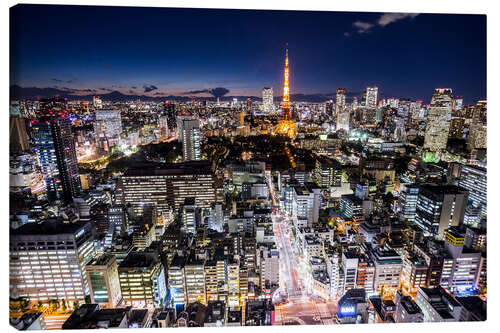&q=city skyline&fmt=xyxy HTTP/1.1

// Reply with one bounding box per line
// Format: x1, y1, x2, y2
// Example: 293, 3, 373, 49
9, 4, 487, 329
10, 5, 486, 103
